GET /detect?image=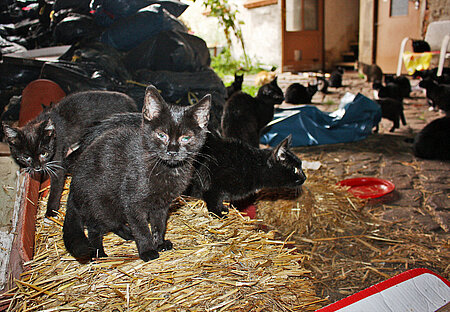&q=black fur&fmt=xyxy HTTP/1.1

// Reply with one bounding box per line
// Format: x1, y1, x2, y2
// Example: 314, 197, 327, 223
77, 115, 306, 218
413, 68, 450, 84
412, 40, 431, 53
63, 85, 211, 263
185, 133, 306, 217
2, 91, 138, 217
226, 73, 244, 99
285, 82, 318, 104
373, 81, 403, 102
413, 117, 450, 160
375, 98, 406, 132
221, 77, 284, 147
384, 74, 411, 99
317, 77, 329, 94
419, 78, 450, 113
329, 67, 344, 87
